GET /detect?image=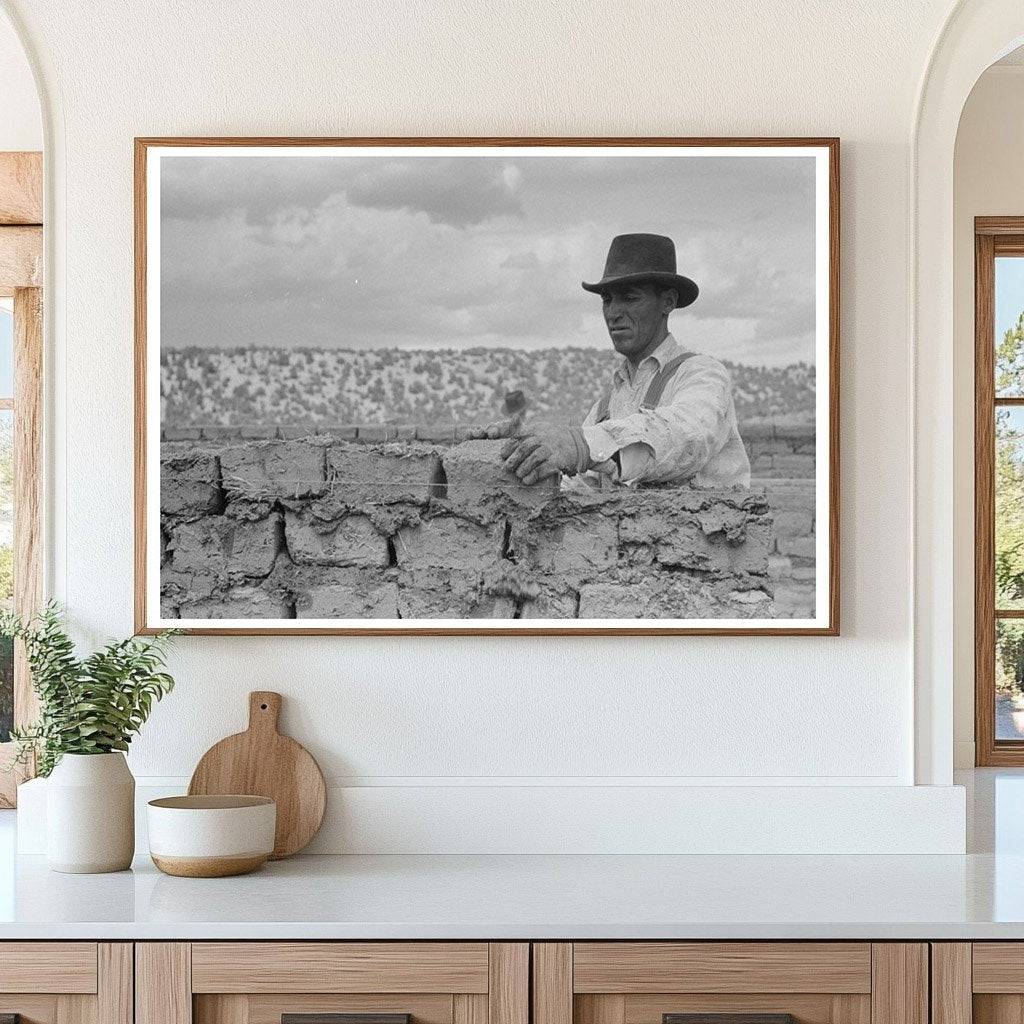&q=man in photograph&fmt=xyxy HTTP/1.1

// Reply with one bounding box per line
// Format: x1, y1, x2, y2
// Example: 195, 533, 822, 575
499, 233, 751, 490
